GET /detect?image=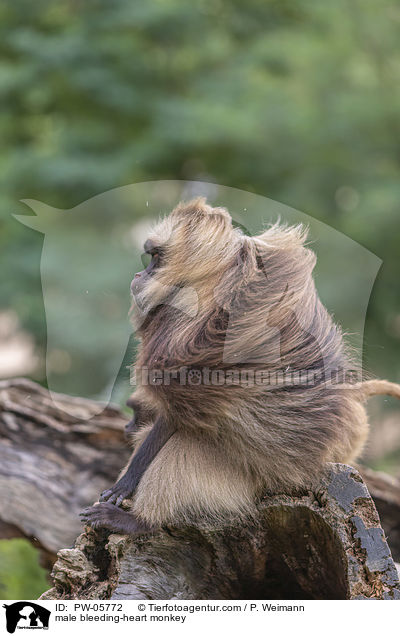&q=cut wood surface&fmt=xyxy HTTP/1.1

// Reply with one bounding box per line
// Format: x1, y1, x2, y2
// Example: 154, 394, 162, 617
0, 379, 399, 598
